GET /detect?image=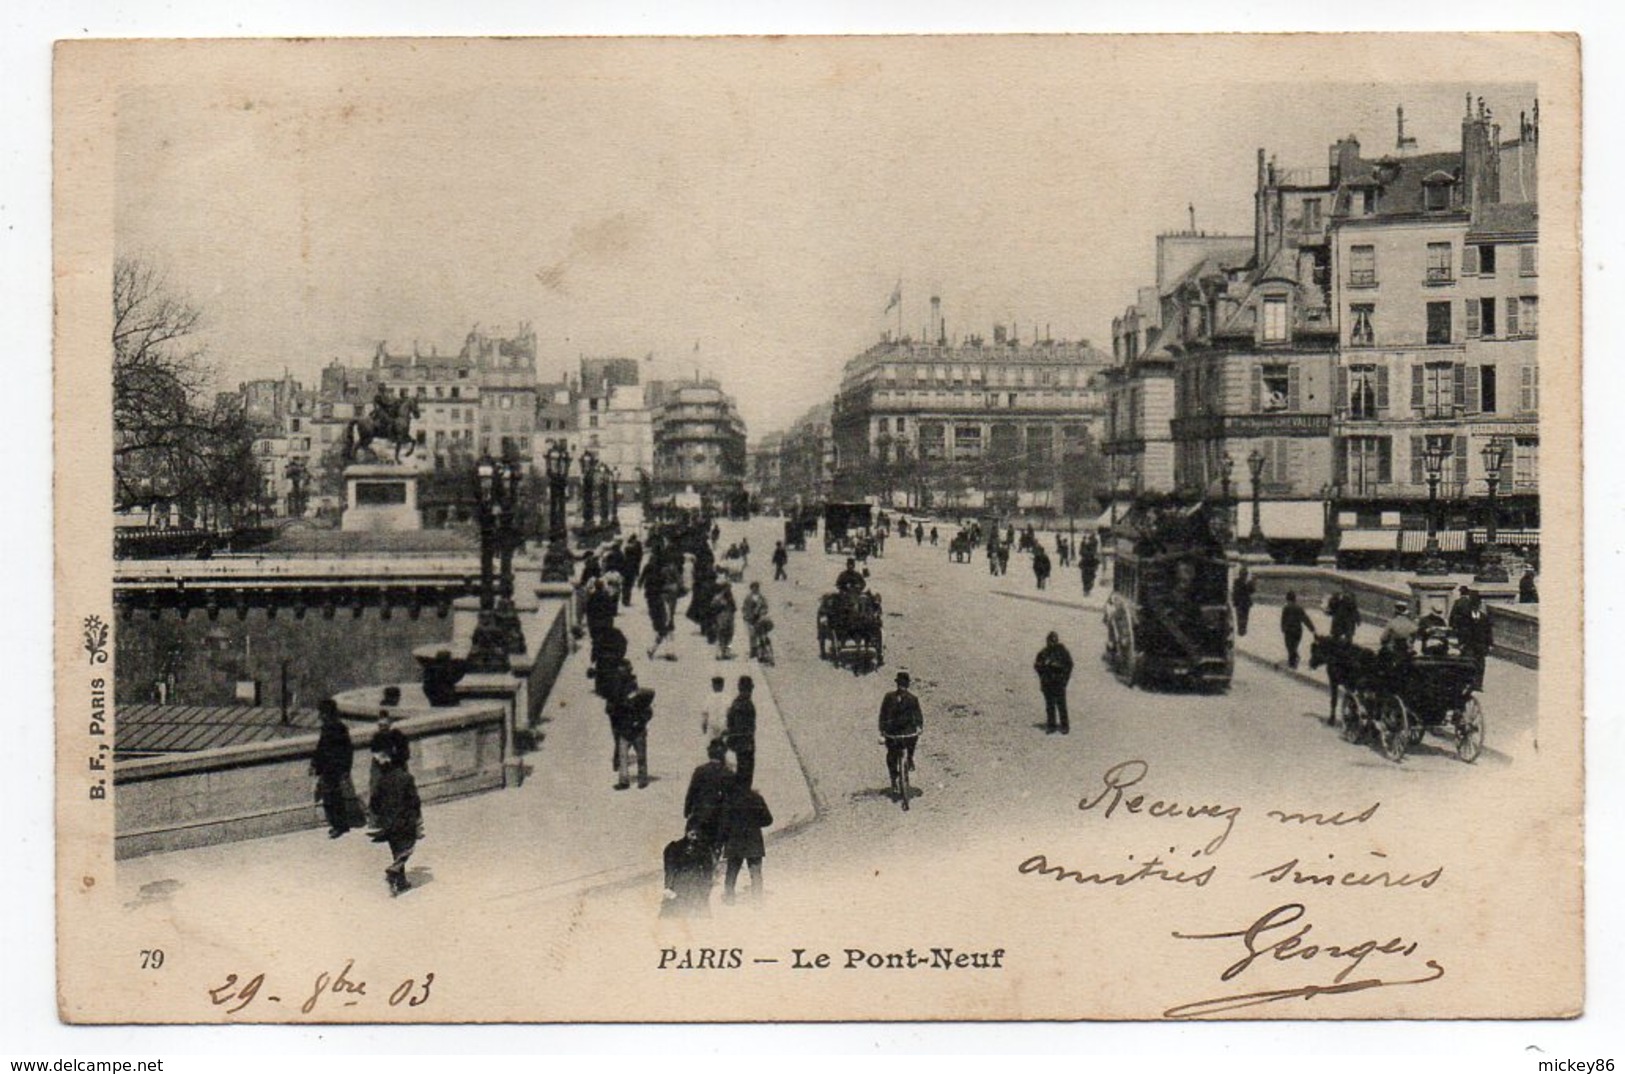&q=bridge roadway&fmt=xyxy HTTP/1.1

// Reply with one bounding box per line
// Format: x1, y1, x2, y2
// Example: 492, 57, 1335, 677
107, 514, 1544, 1020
